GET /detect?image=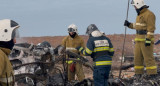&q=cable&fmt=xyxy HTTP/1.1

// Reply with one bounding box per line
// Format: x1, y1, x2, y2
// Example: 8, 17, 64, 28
118, 0, 130, 79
